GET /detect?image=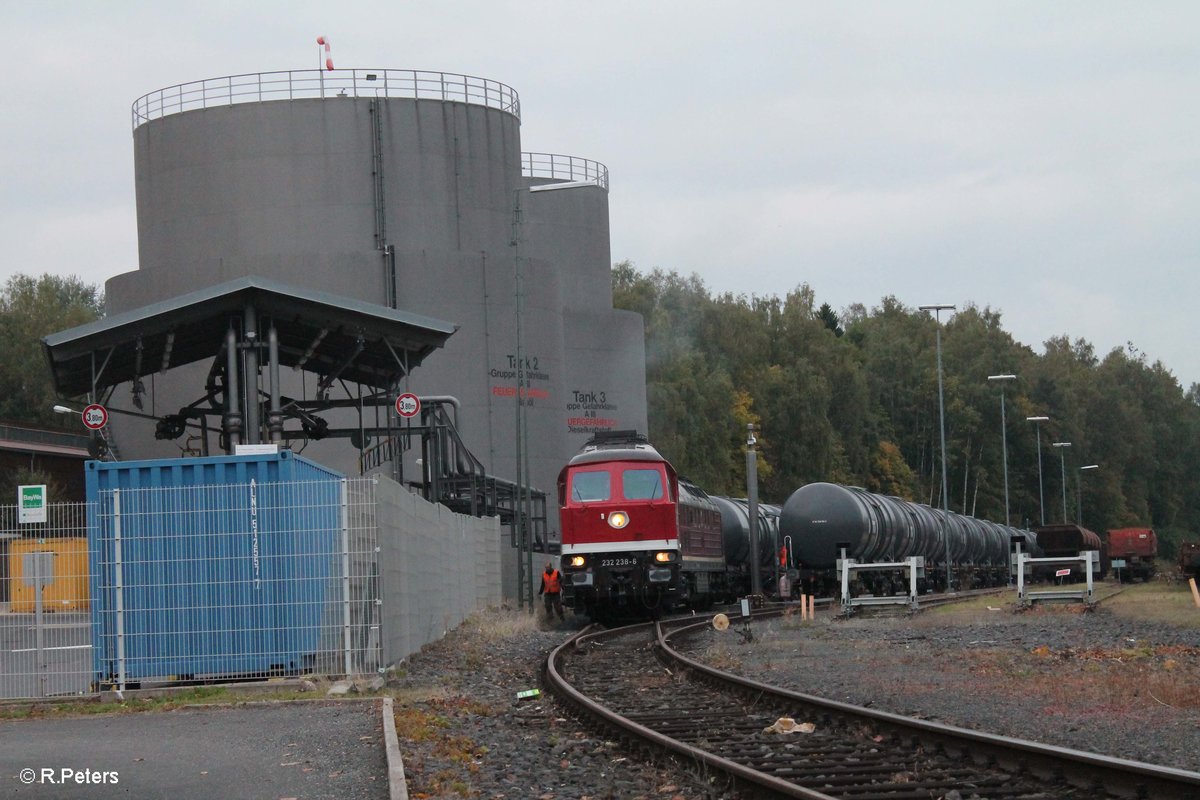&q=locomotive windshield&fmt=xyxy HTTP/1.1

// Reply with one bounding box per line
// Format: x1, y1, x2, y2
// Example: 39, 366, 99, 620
571, 471, 611, 502
569, 466, 667, 502
623, 469, 664, 500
